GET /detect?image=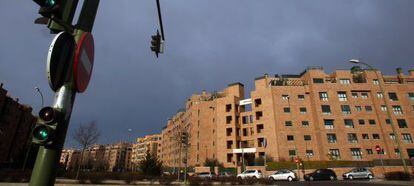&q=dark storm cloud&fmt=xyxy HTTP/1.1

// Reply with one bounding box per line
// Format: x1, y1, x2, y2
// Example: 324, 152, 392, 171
1, 0, 413, 146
